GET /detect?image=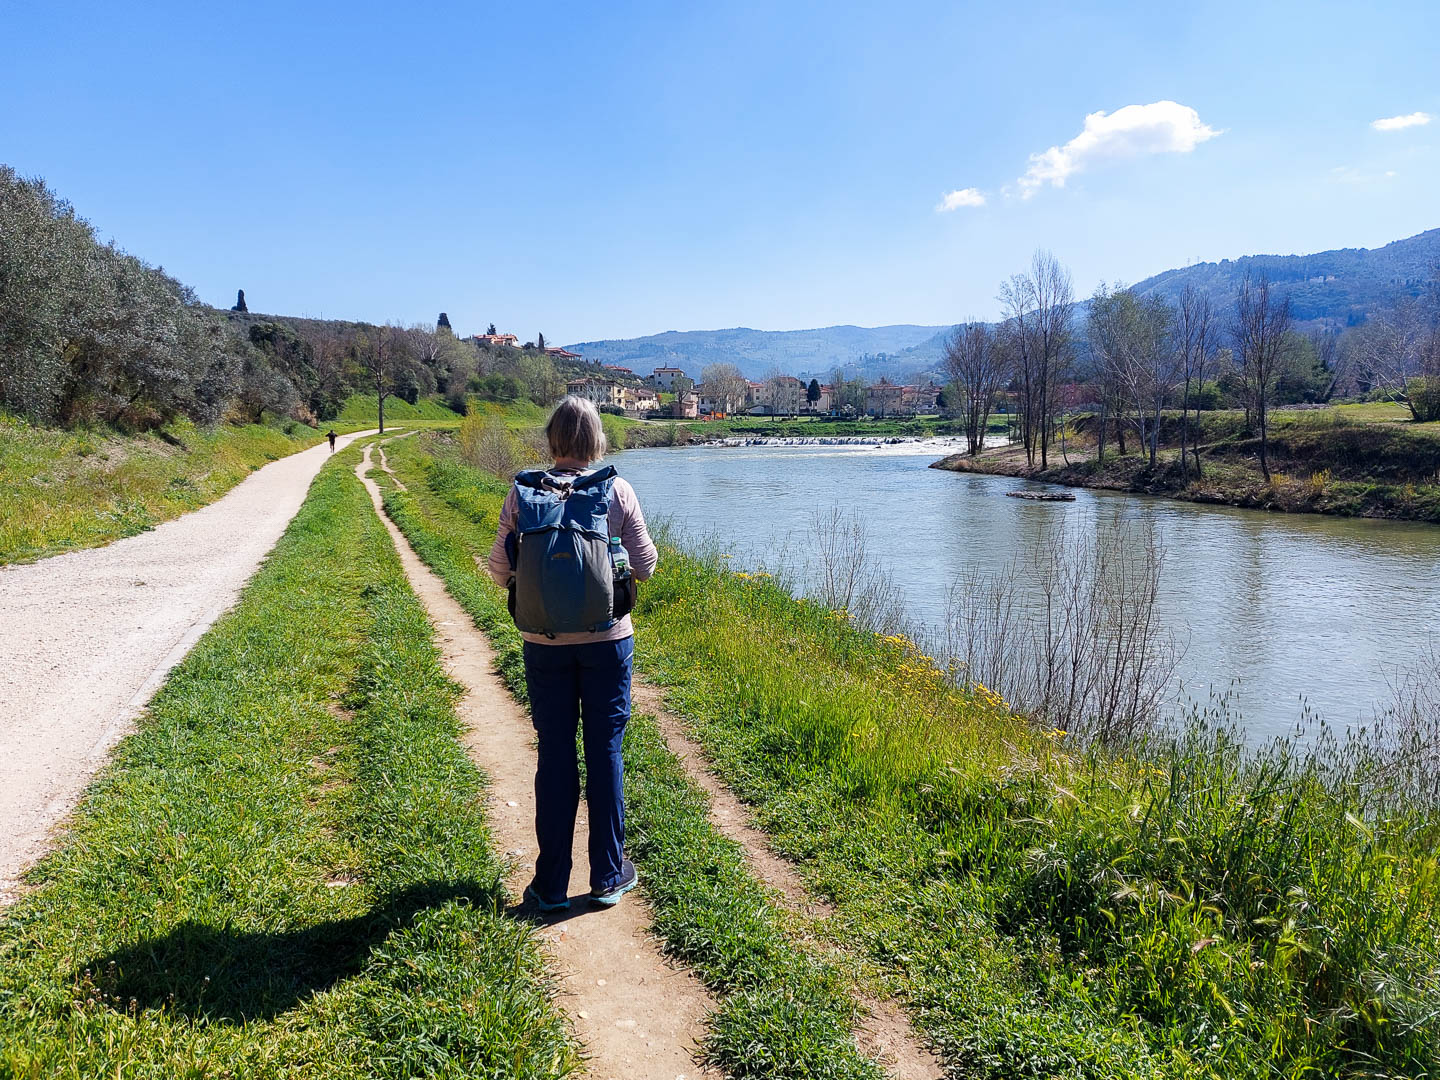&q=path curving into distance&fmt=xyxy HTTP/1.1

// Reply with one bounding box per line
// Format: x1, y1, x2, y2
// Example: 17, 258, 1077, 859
0, 430, 377, 903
